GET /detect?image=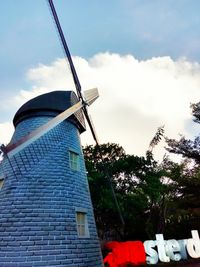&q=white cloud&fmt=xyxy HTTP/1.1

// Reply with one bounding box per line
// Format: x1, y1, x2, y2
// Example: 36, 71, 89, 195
0, 122, 14, 145
1, 53, 200, 161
